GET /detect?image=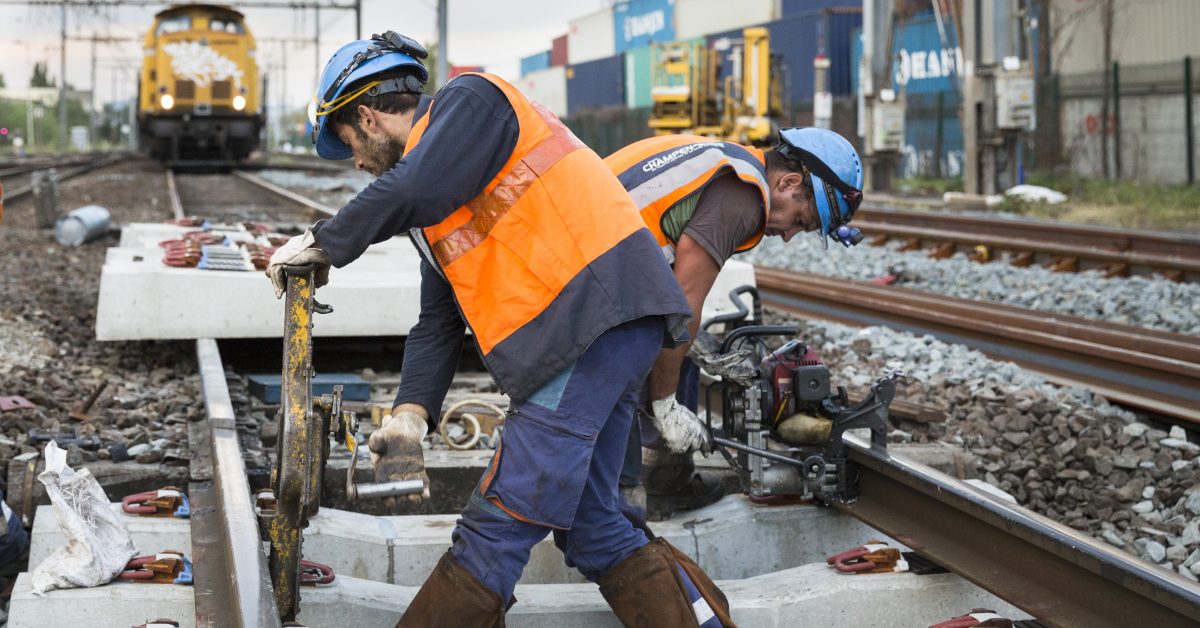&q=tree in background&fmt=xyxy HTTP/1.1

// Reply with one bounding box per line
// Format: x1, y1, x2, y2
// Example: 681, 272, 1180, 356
0, 73, 6, 89
30, 62, 54, 88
